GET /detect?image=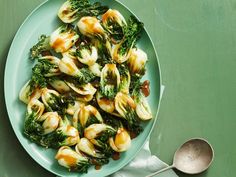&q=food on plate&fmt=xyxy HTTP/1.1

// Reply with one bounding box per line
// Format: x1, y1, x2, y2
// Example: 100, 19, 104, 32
19, 0, 152, 173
